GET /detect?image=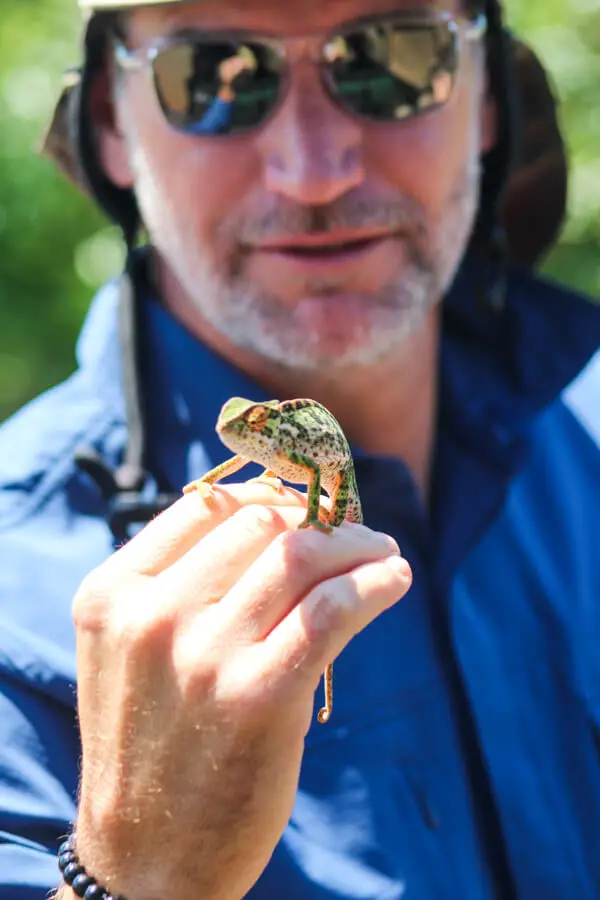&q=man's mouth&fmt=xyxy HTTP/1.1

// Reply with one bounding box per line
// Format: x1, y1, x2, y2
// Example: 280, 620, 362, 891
274, 236, 380, 258
251, 229, 395, 267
